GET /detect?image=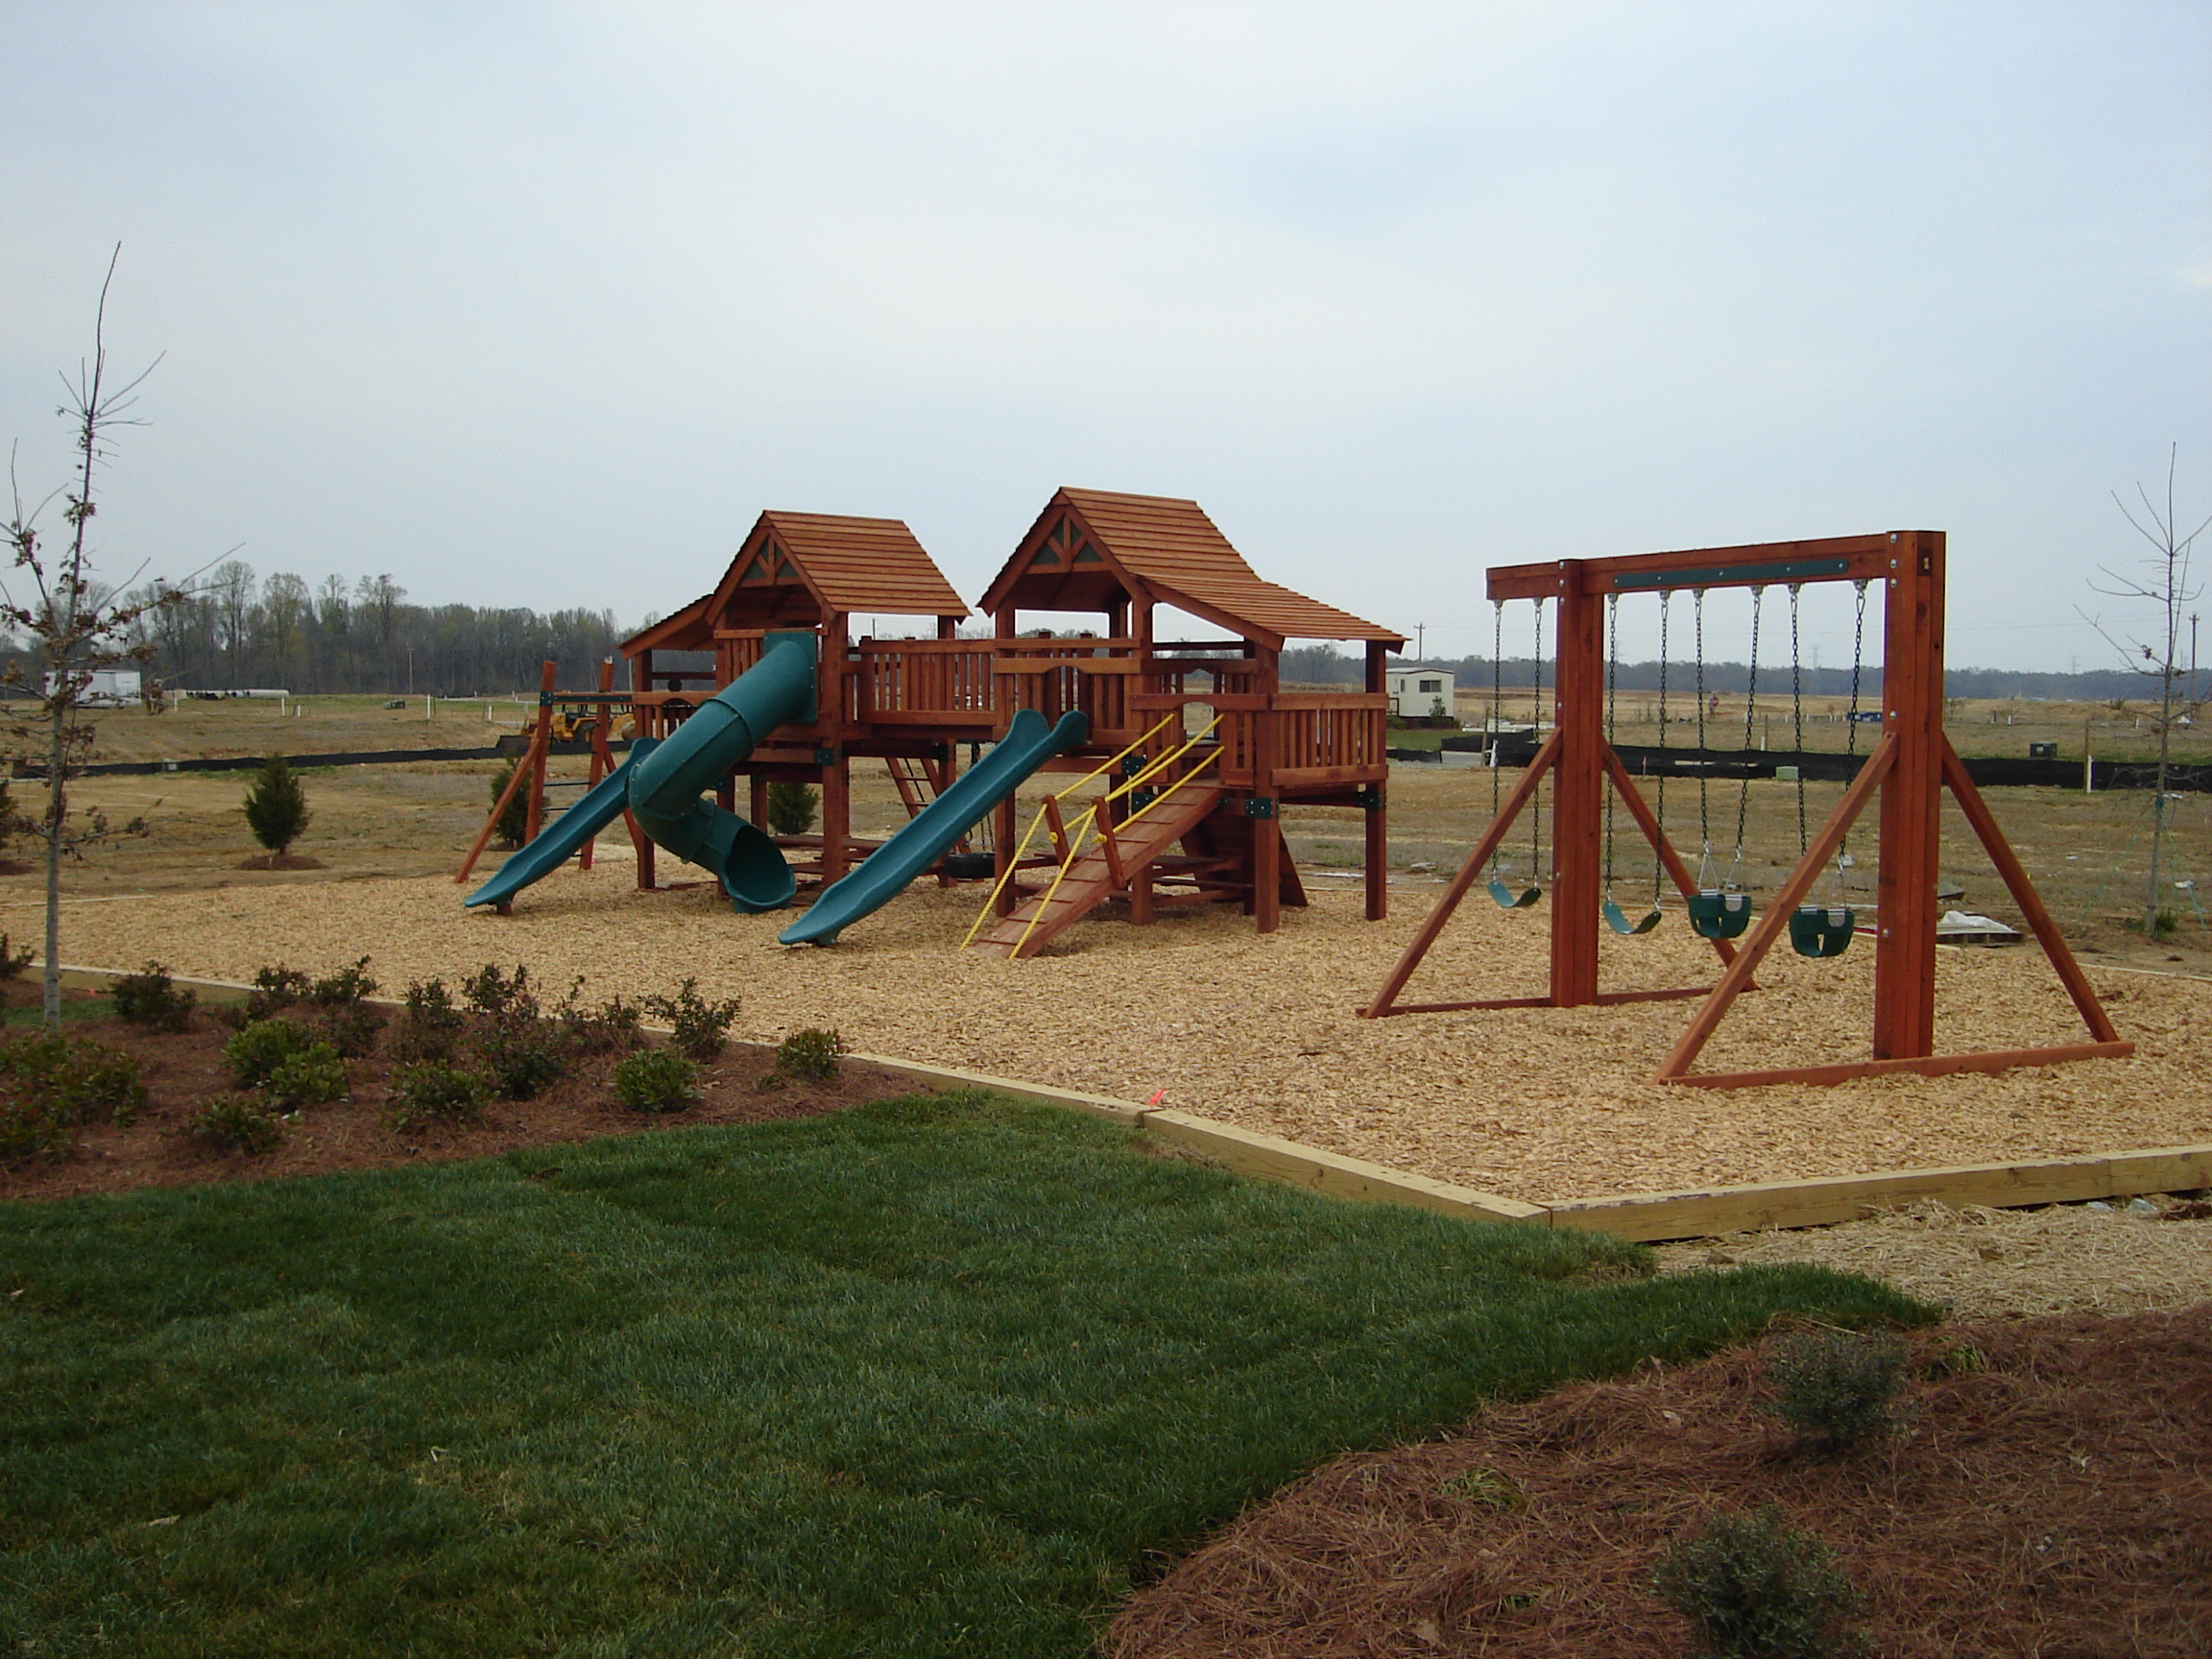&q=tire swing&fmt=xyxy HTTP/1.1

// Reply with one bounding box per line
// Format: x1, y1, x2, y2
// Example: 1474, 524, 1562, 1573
1785, 580, 1867, 959
1484, 598, 1544, 908
1601, 591, 1660, 935
1684, 587, 1754, 941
